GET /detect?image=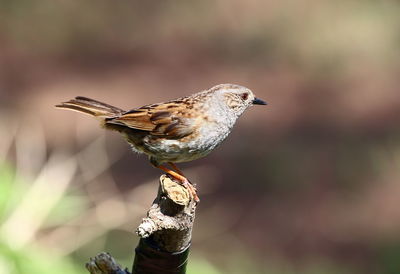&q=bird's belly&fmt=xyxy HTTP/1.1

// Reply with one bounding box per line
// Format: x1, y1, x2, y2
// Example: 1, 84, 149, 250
143, 126, 230, 163
143, 138, 212, 163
